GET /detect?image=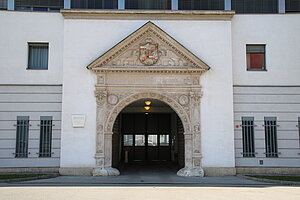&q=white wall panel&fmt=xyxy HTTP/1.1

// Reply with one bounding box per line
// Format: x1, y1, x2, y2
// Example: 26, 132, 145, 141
234, 86, 300, 167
